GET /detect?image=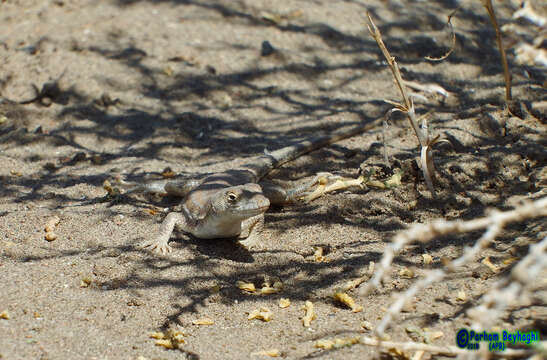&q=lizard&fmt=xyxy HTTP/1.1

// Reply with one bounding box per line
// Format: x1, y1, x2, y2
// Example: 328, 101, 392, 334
118, 119, 379, 254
